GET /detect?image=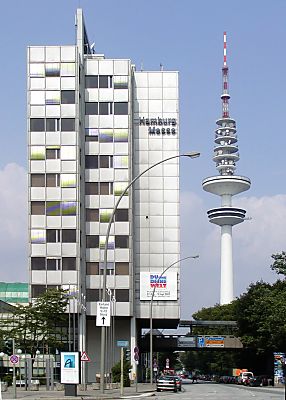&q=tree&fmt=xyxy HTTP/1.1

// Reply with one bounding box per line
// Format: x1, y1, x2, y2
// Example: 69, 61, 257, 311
5, 288, 68, 355
271, 251, 286, 276
111, 357, 132, 387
